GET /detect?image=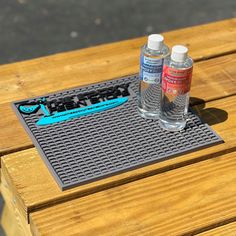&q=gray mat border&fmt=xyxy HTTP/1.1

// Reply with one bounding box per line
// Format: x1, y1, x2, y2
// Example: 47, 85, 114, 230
12, 74, 223, 190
